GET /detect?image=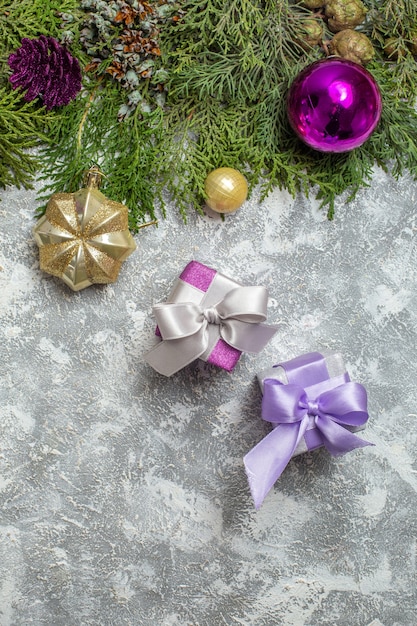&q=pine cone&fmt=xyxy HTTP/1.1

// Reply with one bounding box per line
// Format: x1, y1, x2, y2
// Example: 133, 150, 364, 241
325, 0, 367, 32
329, 29, 375, 64
296, 19, 324, 50
8, 36, 82, 109
383, 38, 401, 60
